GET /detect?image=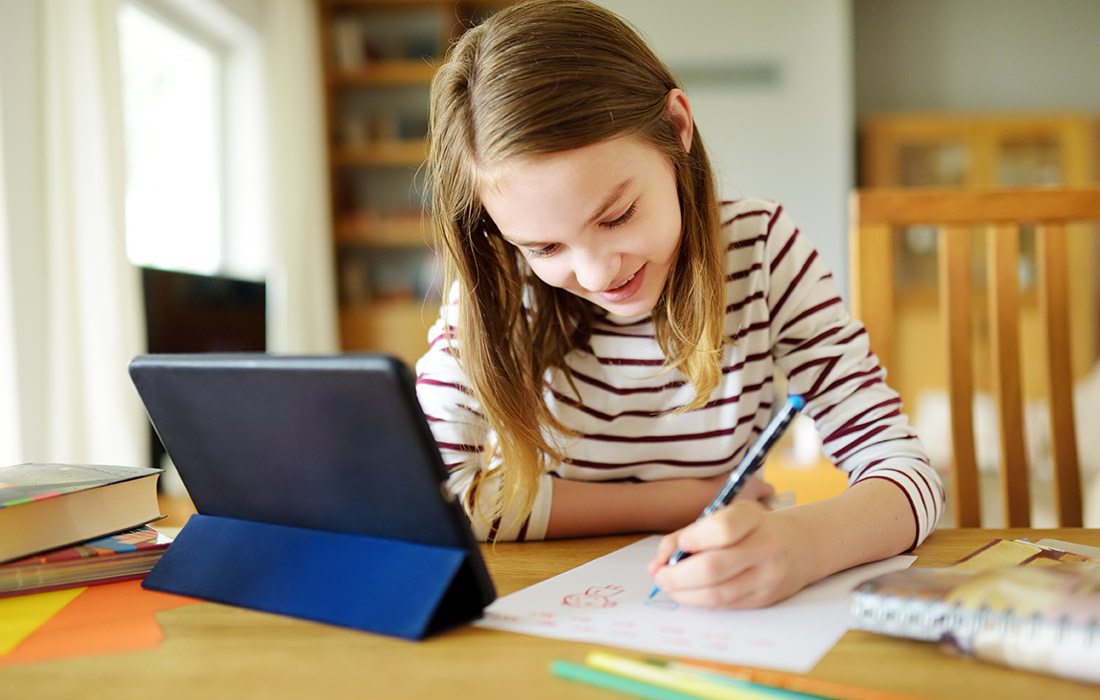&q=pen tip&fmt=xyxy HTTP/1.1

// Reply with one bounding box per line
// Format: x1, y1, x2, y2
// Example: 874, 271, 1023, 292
646, 585, 659, 600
